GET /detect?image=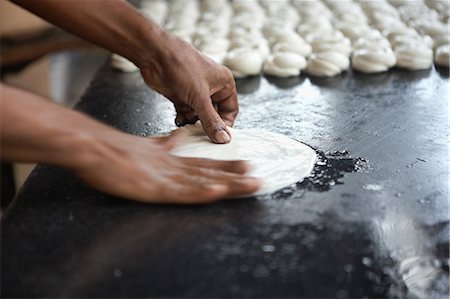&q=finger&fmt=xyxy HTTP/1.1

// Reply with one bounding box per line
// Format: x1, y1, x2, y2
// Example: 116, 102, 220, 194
211, 82, 239, 127
182, 166, 260, 197
179, 157, 251, 174
157, 176, 230, 204
193, 91, 231, 144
